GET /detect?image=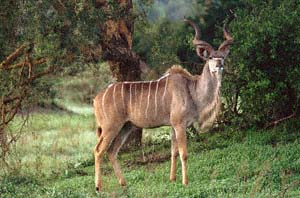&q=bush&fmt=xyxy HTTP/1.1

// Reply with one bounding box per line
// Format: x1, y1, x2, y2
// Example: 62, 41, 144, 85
223, 0, 300, 127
